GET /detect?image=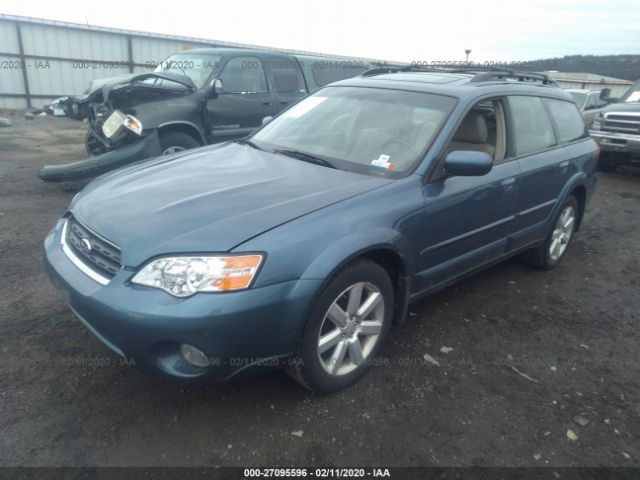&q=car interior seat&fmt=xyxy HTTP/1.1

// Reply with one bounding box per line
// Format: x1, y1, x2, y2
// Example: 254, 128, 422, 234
447, 112, 495, 157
